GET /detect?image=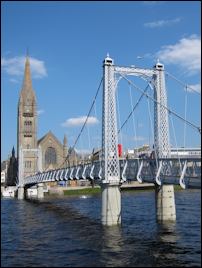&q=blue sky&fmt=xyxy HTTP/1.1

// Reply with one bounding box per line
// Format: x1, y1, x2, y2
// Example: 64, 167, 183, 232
1, 1, 201, 160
